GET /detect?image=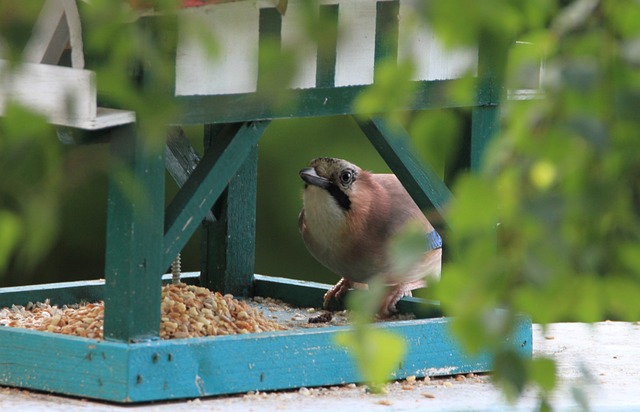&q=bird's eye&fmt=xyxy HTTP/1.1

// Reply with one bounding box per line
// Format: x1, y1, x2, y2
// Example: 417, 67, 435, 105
340, 170, 353, 185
